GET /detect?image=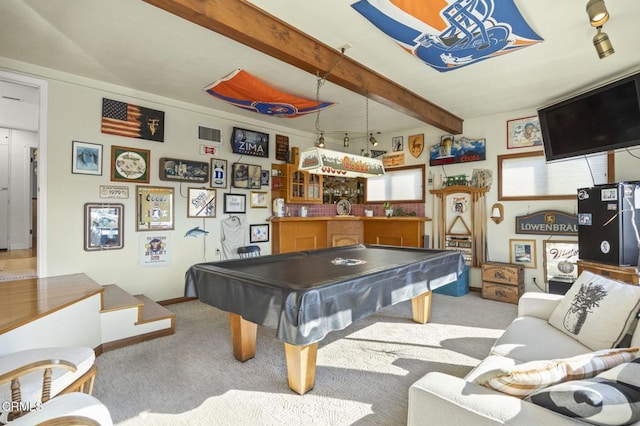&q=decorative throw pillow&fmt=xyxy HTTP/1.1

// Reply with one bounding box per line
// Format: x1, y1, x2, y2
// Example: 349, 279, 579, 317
474, 347, 639, 398
525, 359, 640, 425
548, 271, 640, 350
